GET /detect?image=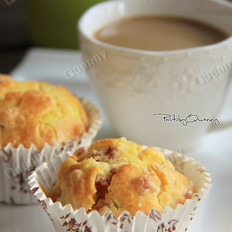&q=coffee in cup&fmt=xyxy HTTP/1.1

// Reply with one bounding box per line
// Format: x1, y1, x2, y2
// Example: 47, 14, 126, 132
94, 16, 229, 51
